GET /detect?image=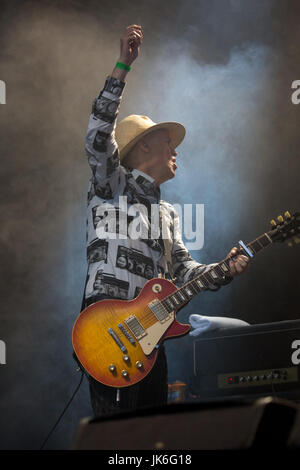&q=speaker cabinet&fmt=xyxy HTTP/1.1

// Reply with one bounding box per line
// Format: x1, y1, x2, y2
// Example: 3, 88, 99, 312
71, 397, 300, 450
